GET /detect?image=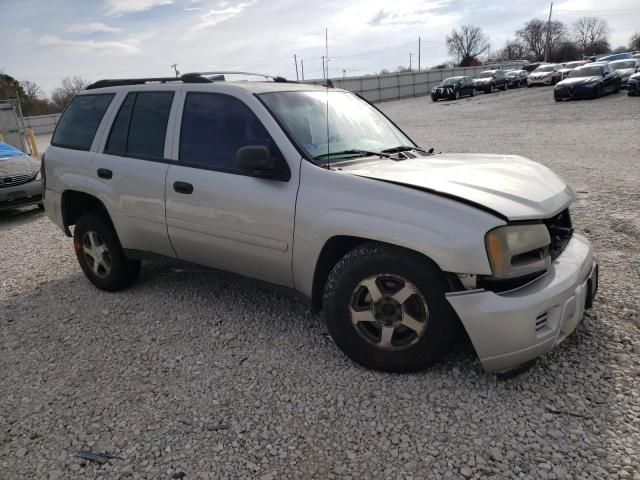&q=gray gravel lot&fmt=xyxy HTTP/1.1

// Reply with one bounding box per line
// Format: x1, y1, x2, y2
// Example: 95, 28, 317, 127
1, 87, 639, 480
